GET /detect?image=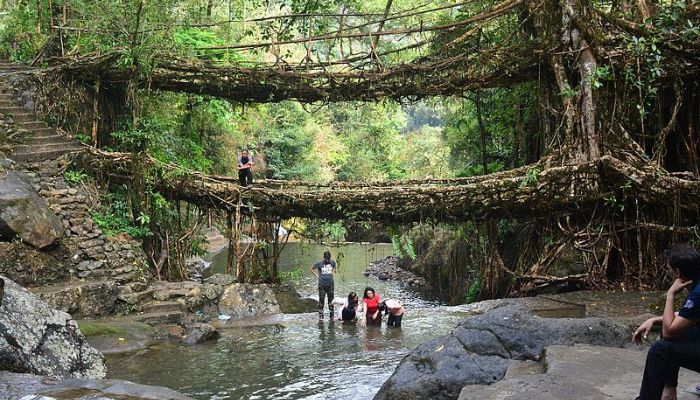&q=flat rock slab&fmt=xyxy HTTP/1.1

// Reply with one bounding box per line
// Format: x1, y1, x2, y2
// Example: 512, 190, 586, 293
460, 344, 700, 400
0, 371, 194, 400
